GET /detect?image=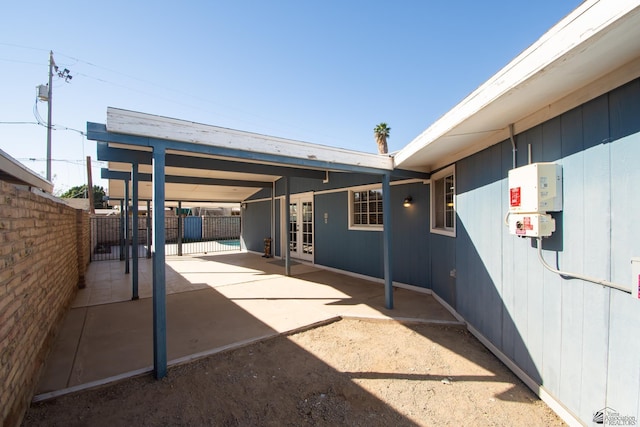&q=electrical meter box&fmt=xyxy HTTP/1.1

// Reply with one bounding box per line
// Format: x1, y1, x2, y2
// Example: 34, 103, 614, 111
632, 258, 640, 300
508, 213, 555, 238
508, 163, 562, 213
